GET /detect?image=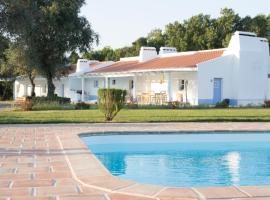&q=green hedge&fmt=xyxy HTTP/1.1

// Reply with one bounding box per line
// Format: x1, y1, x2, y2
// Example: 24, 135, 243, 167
31, 96, 71, 104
